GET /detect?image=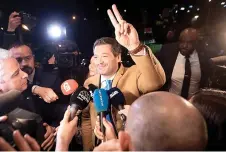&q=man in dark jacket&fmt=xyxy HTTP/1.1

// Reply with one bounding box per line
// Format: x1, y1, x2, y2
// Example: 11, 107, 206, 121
156, 28, 210, 99
9, 43, 68, 126
0, 48, 56, 150
0, 12, 21, 49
